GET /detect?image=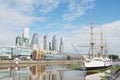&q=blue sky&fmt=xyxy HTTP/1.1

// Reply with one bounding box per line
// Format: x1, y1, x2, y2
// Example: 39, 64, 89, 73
28, 0, 120, 33
94, 0, 120, 24
0, 0, 120, 56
